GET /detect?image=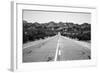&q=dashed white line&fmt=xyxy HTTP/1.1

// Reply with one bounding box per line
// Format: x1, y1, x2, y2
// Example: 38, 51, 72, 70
54, 36, 59, 61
